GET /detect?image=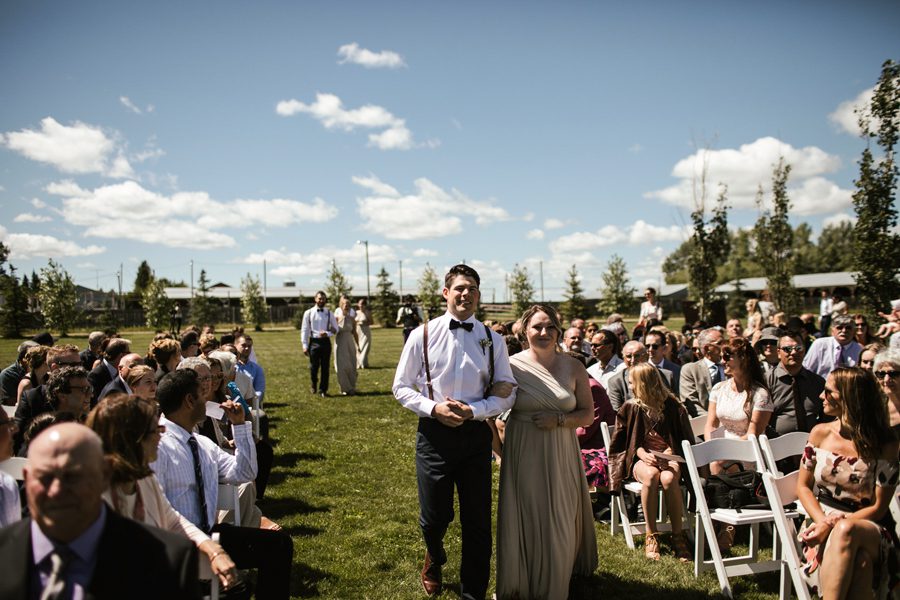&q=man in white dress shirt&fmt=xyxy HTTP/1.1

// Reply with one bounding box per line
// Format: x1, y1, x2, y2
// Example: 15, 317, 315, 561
802, 314, 862, 379
301, 291, 338, 396
393, 264, 516, 600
